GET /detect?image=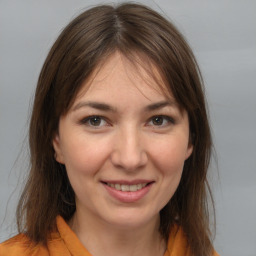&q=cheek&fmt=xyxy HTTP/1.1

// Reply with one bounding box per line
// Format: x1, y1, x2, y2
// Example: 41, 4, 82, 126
61, 137, 111, 201
150, 136, 189, 175
150, 140, 187, 207
61, 136, 111, 177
